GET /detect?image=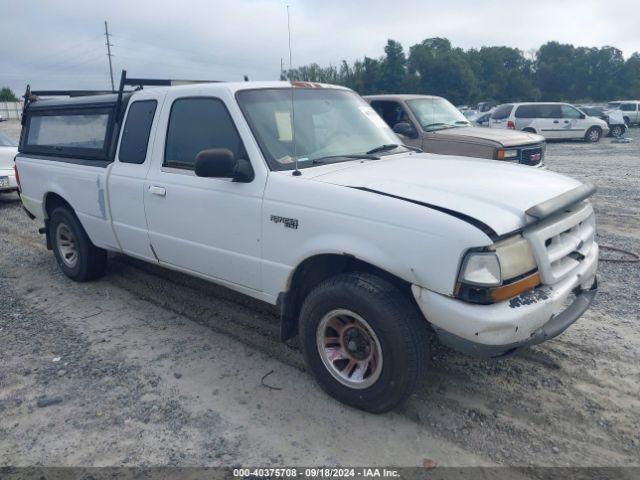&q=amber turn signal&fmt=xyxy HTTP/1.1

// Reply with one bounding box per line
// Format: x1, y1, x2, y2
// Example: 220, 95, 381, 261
488, 272, 541, 303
